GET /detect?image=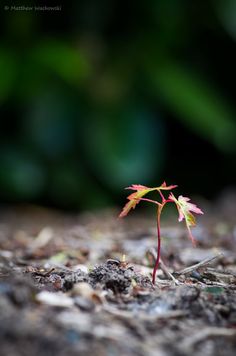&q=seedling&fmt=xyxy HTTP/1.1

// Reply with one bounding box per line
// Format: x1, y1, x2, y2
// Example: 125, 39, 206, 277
119, 182, 203, 284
